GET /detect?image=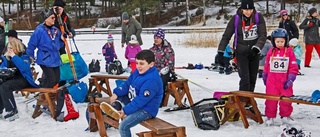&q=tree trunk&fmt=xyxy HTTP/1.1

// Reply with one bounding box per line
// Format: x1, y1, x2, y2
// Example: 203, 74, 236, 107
74, 0, 78, 23
9, 1, 11, 14
266, 0, 269, 14
33, 0, 36, 10
20, 0, 24, 10
2, 3, 6, 20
